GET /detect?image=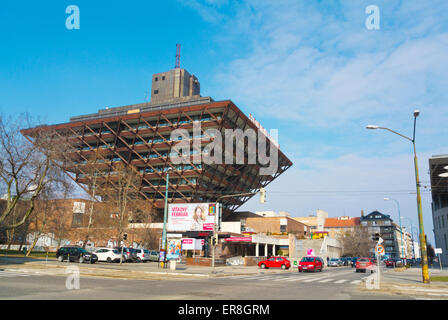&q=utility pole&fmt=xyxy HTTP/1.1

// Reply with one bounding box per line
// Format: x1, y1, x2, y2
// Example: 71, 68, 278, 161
161, 173, 169, 268
366, 110, 430, 283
